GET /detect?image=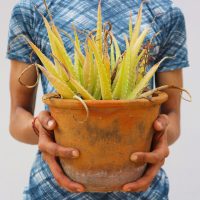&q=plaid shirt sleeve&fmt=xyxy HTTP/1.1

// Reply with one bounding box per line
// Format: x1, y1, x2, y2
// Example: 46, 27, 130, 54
6, 1, 38, 64
156, 6, 189, 72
